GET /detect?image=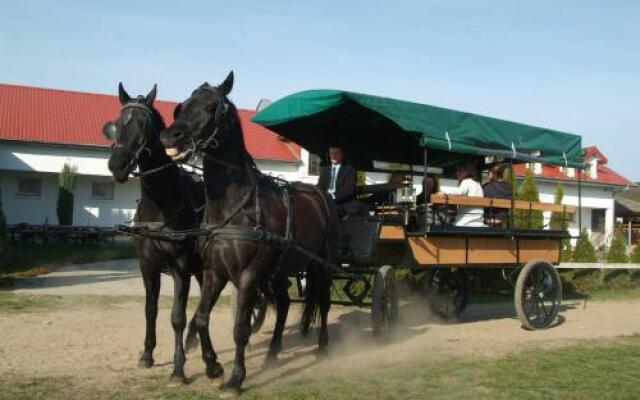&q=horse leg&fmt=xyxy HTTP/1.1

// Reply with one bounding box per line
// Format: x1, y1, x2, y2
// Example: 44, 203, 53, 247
185, 270, 203, 353
266, 275, 290, 365
169, 272, 190, 383
195, 269, 226, 380
221, 273, 258, 393
139, 263, 160, 368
